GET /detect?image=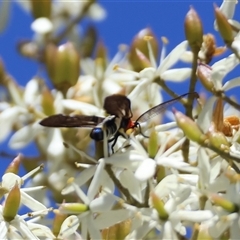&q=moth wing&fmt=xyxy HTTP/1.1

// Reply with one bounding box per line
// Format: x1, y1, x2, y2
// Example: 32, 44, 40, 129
39, 114, 105, 128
